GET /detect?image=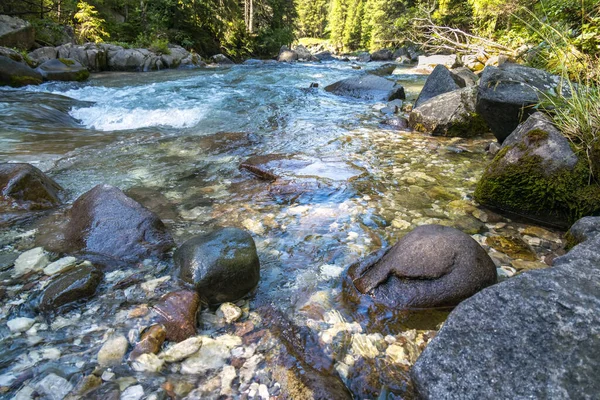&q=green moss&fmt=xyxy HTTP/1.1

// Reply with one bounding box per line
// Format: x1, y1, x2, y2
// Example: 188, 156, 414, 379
445, 112, 488, 138
10, 75, 42, 87
59, 58, 75, 66
526, 128, 549, 143
74, 69, 90, 81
